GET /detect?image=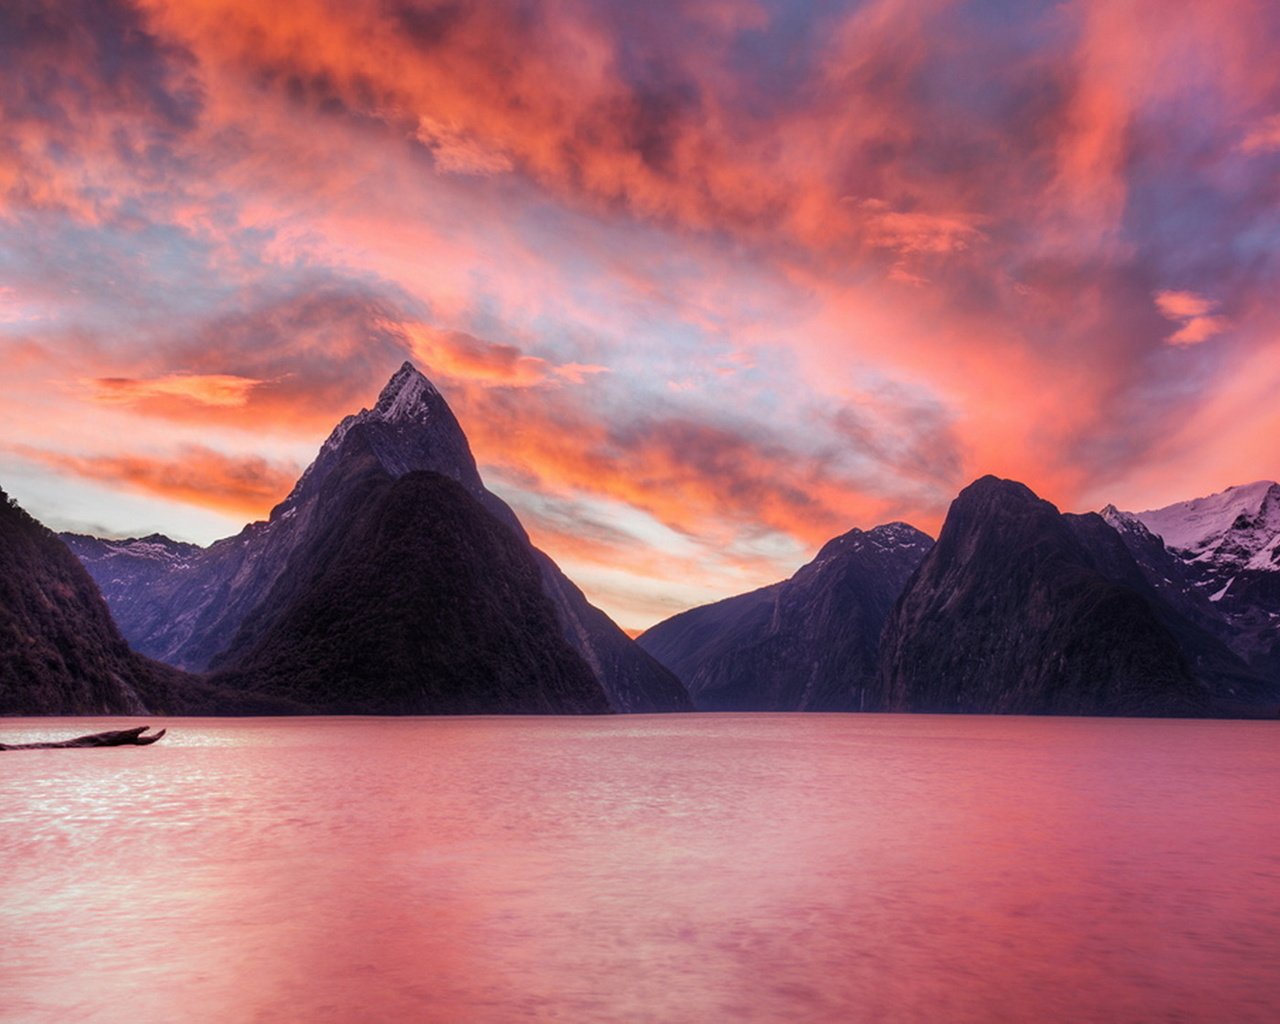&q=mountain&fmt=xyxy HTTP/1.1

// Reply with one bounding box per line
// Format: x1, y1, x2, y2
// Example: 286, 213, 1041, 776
874, 476, 1275, 717
68, 362, 690, 712
639, 523, 932, 710
0, 487, 182, 714
1104, 482, 1280, 681
60, 533, 203, 657
209, 452, 609, 714
1130, 481, 1280, 567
